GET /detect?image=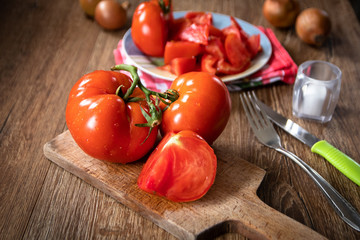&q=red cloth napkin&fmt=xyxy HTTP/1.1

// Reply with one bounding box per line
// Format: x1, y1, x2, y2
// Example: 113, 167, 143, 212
113, 27, 297, 92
